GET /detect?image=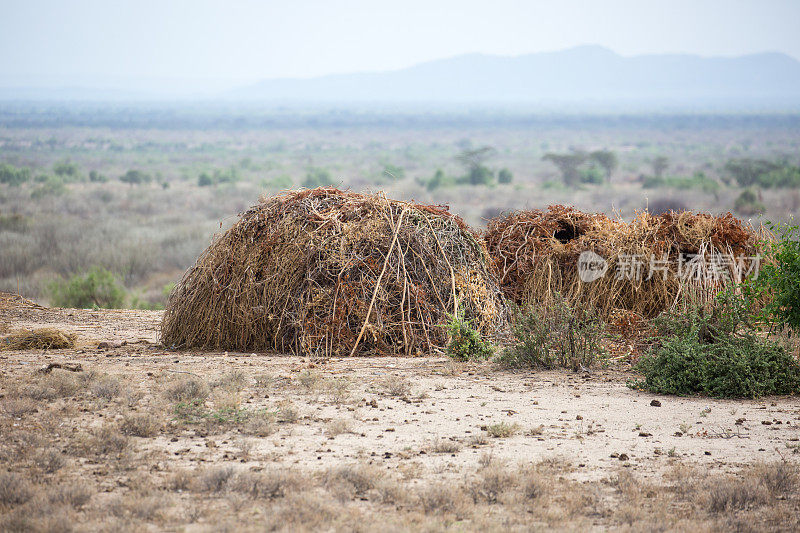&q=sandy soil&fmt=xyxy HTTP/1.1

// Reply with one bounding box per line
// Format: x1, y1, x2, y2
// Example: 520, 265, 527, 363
1, 292, 799, 531
2, 293, 798, 480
